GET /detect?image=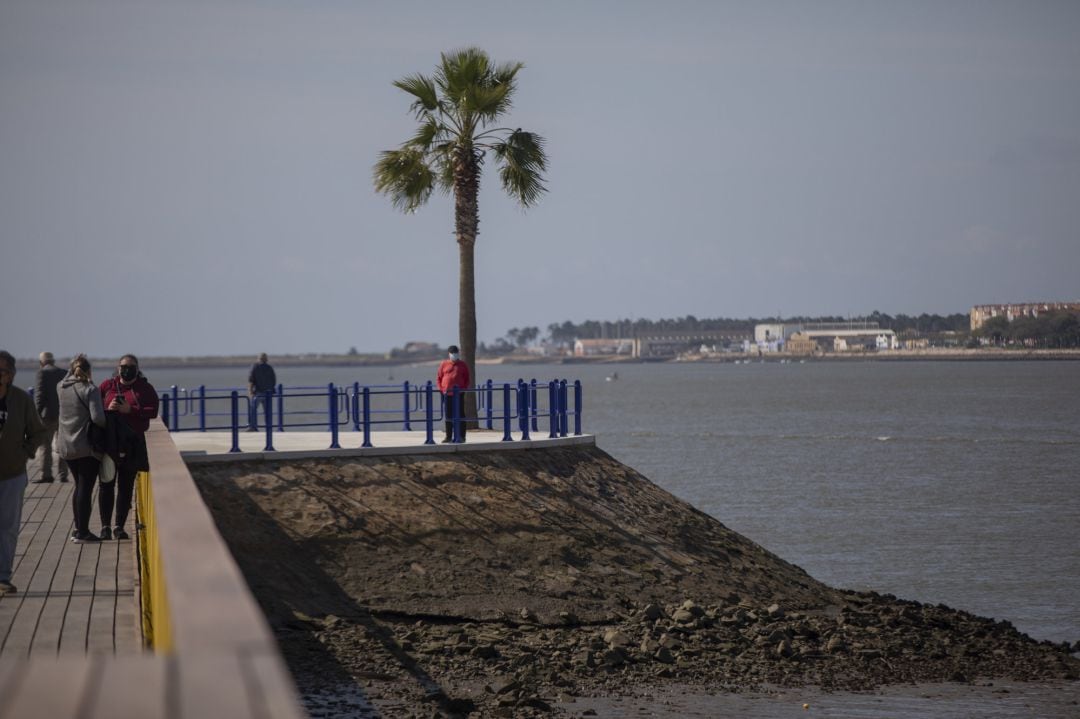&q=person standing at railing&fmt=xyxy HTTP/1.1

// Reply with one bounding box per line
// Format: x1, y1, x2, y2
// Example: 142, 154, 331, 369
31, 351, 69, 484
56, 354, 107, 542
247, 352, 276, 431
0, 350, 46, 597
436, 344, 470, 443
99, 354, 159, 541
